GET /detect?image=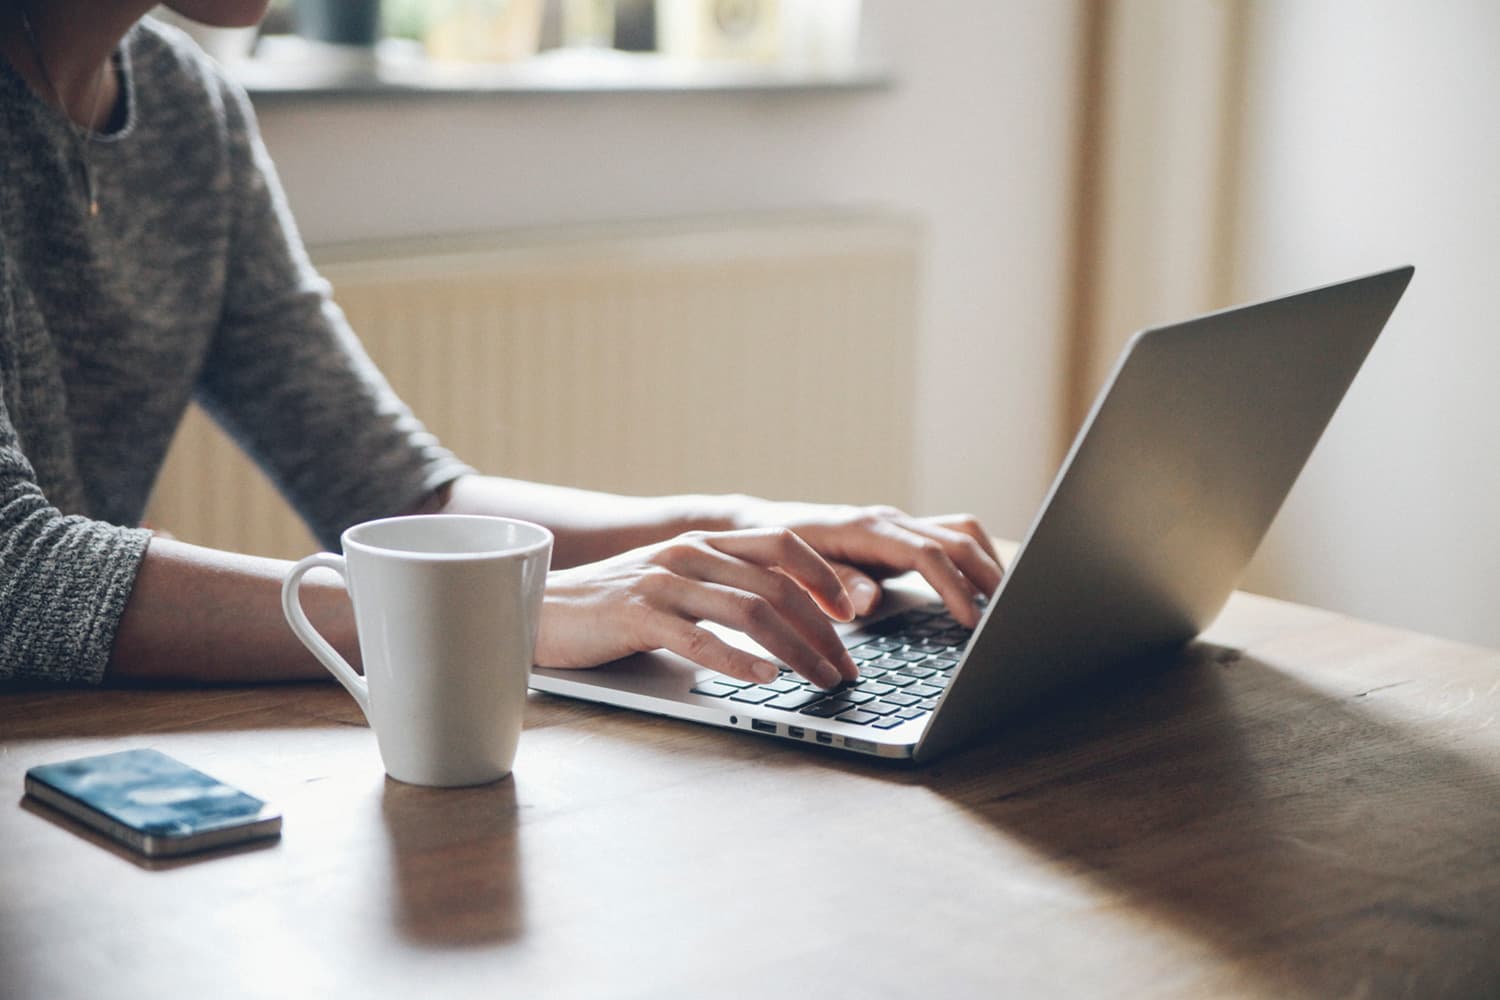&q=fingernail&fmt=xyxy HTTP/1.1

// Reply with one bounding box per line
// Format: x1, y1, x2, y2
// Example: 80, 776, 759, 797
751, 662, 778, 684
850, 579, 879, 614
